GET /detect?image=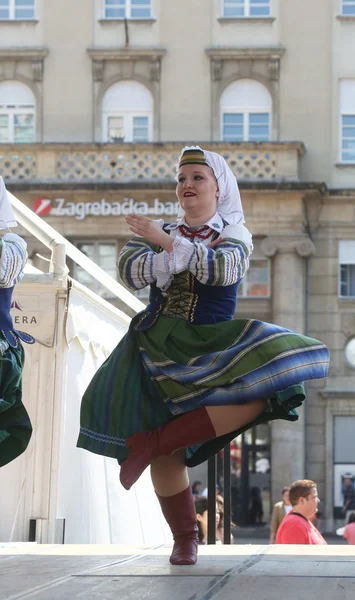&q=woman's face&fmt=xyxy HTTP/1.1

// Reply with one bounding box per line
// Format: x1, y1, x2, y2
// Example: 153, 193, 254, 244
283, 490, 290, 505
197, 505, 221, 538
176, 163, 219, 225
